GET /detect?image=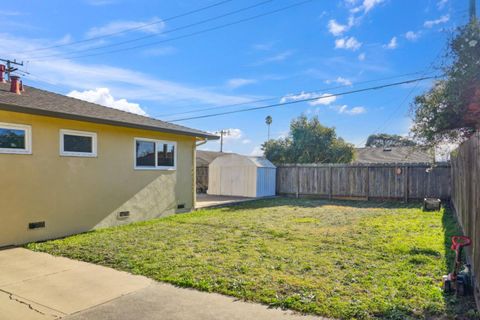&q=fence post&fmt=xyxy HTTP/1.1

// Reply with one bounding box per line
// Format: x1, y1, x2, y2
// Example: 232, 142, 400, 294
295, 164, 300, 199
404, 166, 409, 203
329, 165, 333, 200
366, 166, 370, 201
